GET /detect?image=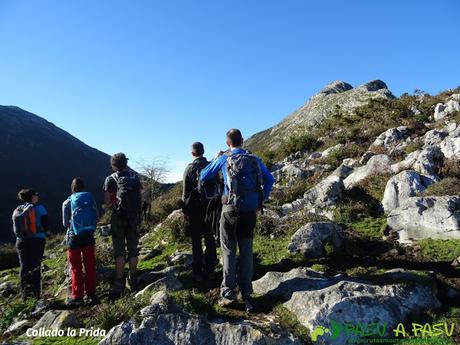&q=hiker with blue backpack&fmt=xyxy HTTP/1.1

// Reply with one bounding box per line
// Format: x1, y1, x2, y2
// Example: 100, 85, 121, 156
62, 177, 99, 307
200, 129, 274, 312
12, 189, 48, 300
182, 142, 219, 282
